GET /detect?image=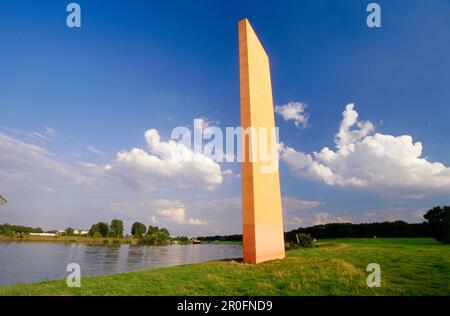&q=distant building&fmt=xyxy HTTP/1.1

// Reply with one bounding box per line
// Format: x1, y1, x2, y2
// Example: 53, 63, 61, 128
189, 237, 202, 244
58, 228, 89, 235
30, 233, 57, 237
73, 229, 89, 235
